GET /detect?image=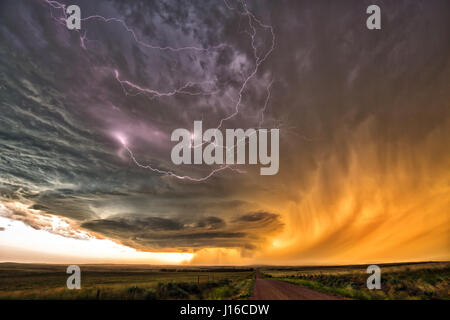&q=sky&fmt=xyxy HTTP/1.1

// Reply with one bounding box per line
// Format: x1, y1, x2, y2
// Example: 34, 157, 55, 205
0, 0, 449, 265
